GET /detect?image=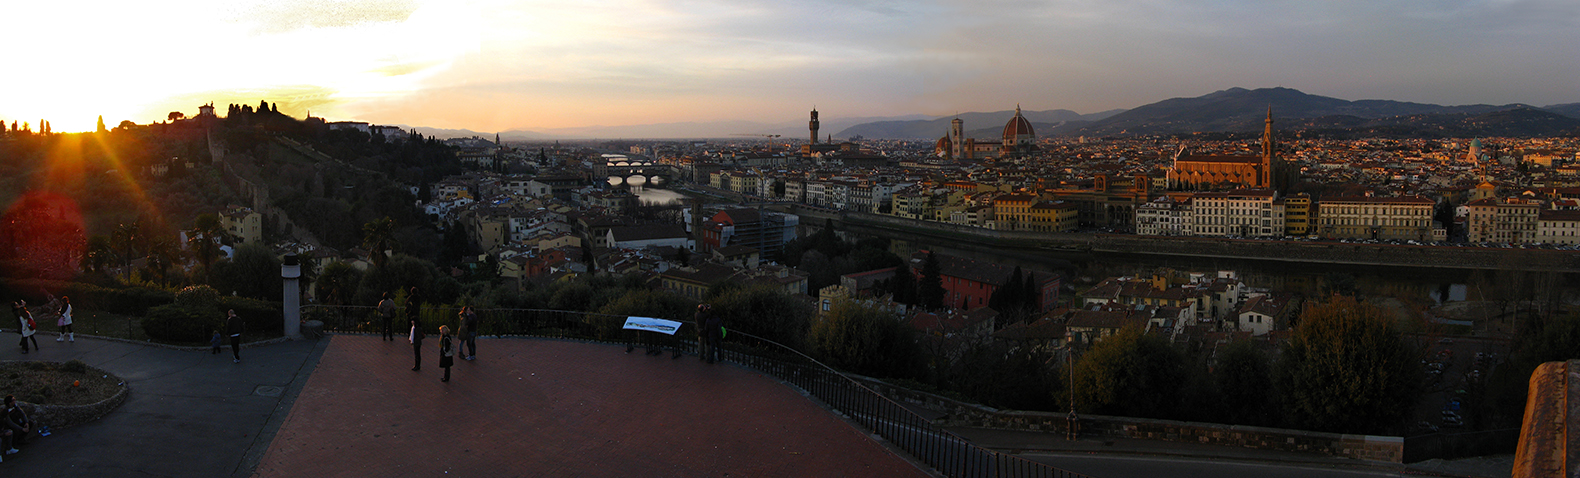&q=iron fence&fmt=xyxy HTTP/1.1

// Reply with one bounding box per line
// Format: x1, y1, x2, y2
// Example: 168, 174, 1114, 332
303, 305, 1086, 478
